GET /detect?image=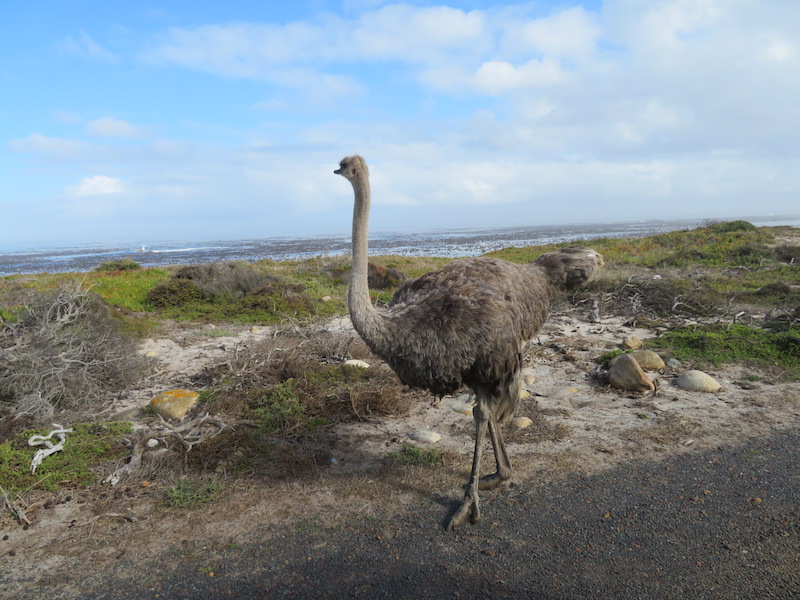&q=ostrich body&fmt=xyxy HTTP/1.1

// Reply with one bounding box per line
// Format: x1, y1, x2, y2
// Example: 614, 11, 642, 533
335, 155, 603, 529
